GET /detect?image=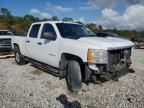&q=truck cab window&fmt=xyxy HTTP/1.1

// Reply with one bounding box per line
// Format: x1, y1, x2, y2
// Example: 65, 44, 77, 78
41, 24, 56, 40
29, 24, 41, 38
